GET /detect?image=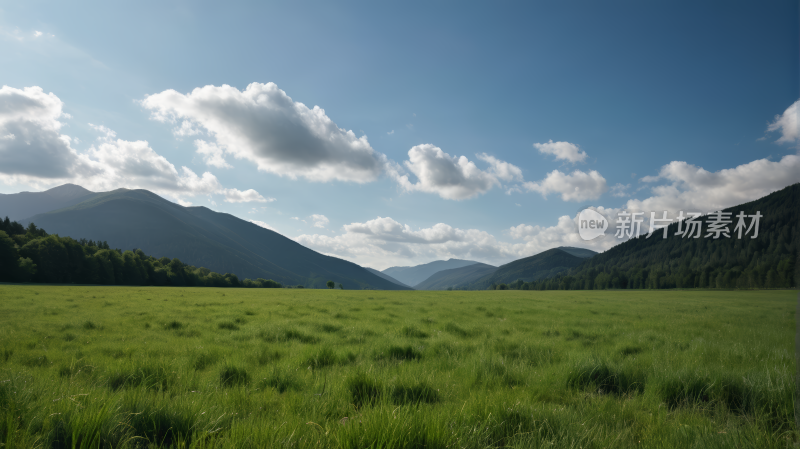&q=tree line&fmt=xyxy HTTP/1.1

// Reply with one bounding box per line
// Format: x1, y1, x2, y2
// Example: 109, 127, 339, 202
0, 217, 283, 288
490, 183, 798, 291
